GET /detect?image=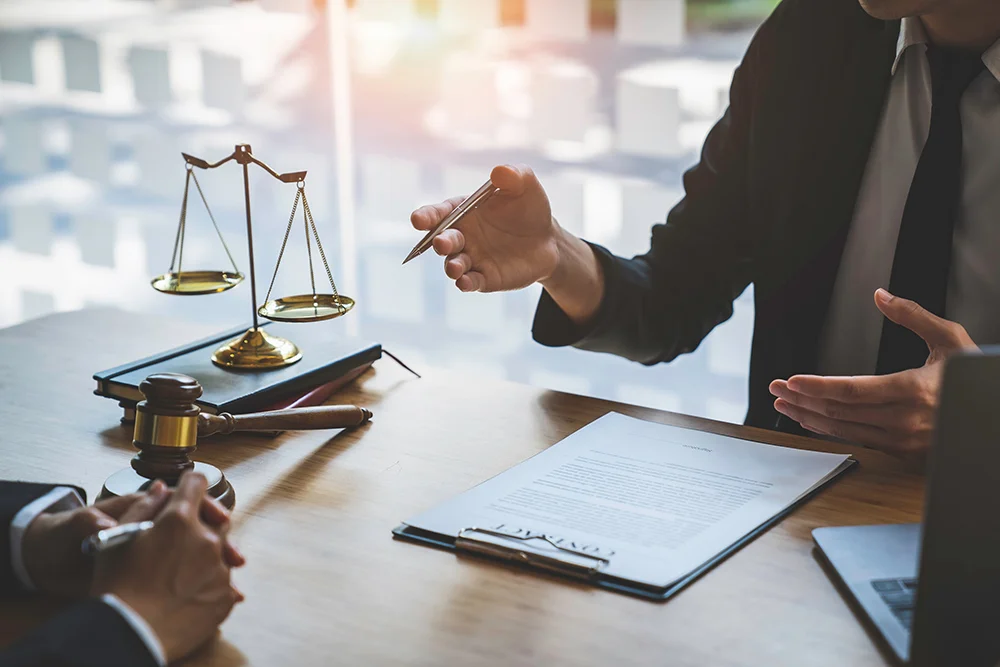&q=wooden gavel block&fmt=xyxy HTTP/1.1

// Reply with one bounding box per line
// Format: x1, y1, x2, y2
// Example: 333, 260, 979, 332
99, 373, 374, 508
